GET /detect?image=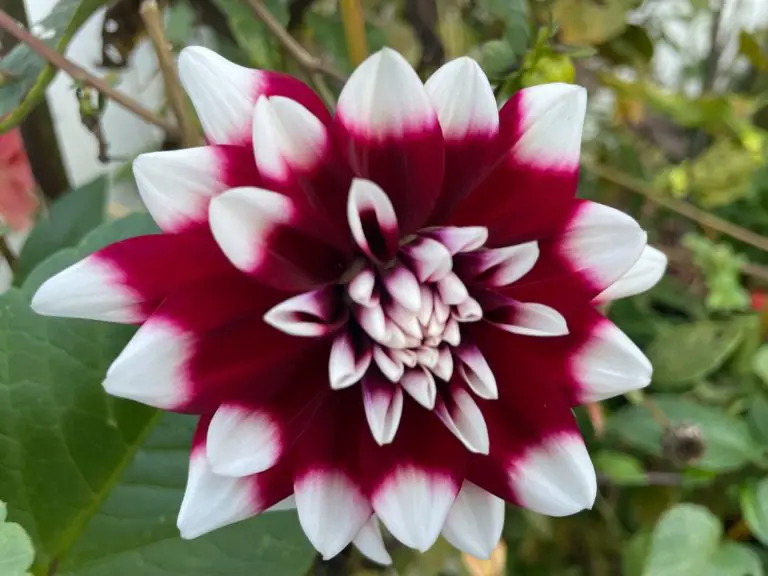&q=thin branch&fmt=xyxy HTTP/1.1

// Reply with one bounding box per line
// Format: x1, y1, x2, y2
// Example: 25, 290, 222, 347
0, 9, 180, 138
139, 0, 201, 147
340, 0, 368, 68
597, 471, 684, 487
245, 0, 347, 89
584, 159, 768, 254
